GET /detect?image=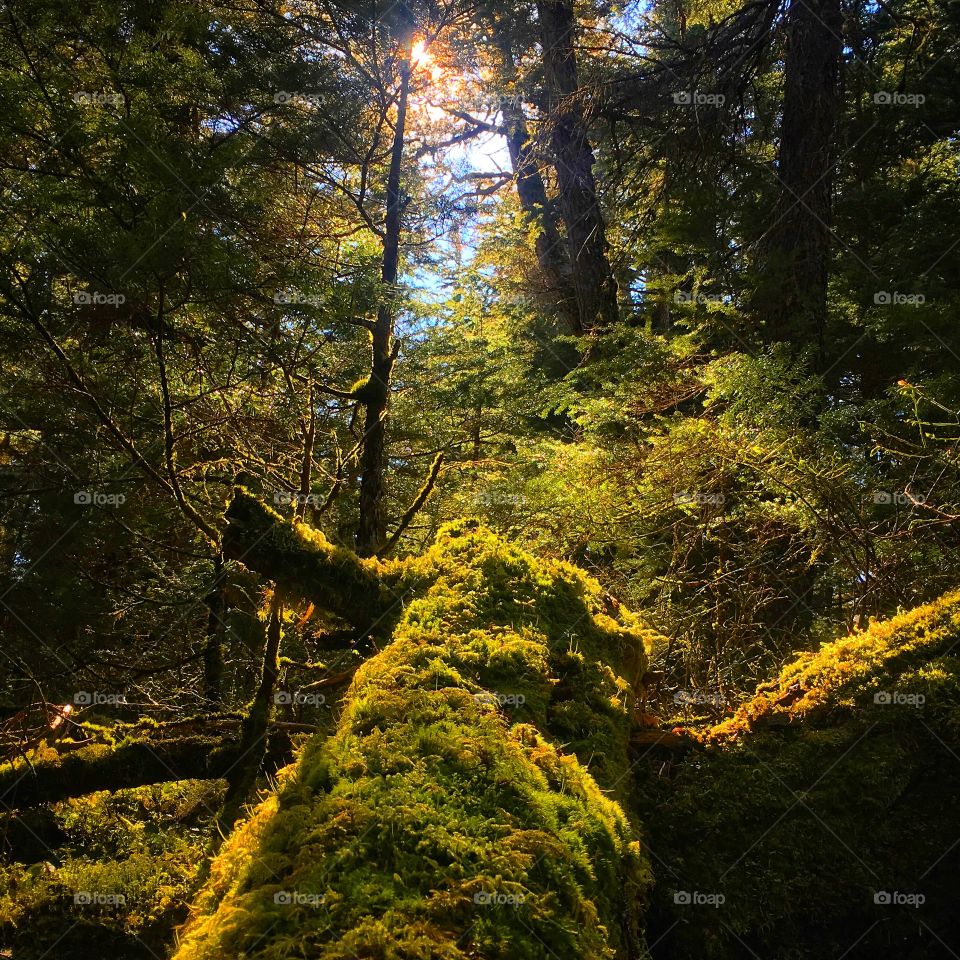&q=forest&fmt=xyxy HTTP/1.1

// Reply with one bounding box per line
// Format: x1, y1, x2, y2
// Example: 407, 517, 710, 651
0, 0, 958, 956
